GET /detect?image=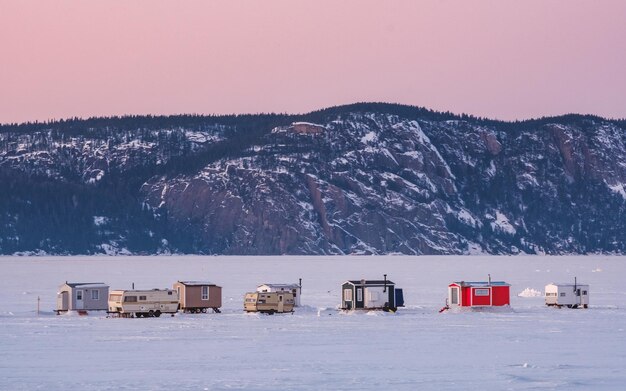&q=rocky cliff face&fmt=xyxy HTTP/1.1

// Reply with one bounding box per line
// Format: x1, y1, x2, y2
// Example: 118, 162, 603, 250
1, 104, 625, 255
